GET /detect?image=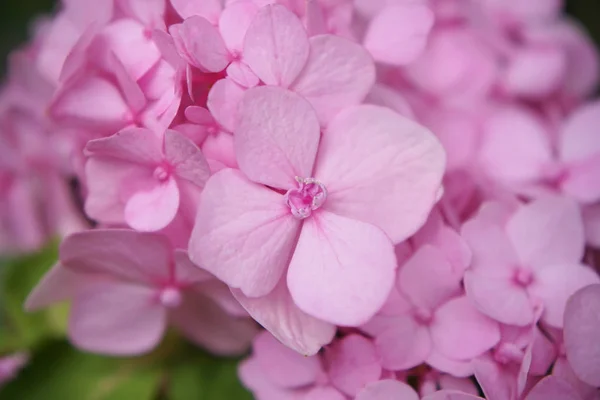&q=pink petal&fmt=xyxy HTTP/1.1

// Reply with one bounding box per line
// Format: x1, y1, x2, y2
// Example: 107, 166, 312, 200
303, 387, 347, 400
235, 86, 320, 190
69, 281, 166, 355
169, 16, 229, 72
560, 155, 600, 204
226, 61, 259, 88
328, 334, 382, 396
525, 376, 582, 400
292, 35, 375, 125
472, 355, 516, 400
427, 350, 474, 378
356, 380, 420, 400
376, 314, 432, 370
124, 177, 180, 231
501, 46, 566, 98
85, 127, 162, 165
189, 169, 300, 297
530, 264, 600, 328
560, 100, 600, 164
364, 4, 434, 66
479, 106, 552, 184
233, 282, 336, 356
252, 331, 322, 388
98, 19, 161, 80
173, 249, 214, 284
218, 1, 259, 52
164, 130, 210, 188
422, 391, 484, 400
243, 4, 309, 87
430, 296, 500, 360
287, 211, 396, 326
239, 358, 298, 400
464, 272, 534, 326
50, 75, 131, 131
461, 214, 519, 274
170, 0, 222, 22
60, 229, 172, 284
169, 289, 257, 356
582, 204, 600, 247
506, 196, 585, 268
25, 263, 82, 311
315, 105, 445, 243
118, 0, 165, 26
206, 78, 246, 132
398, 245, 462, 311
564, 285, 600, 387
